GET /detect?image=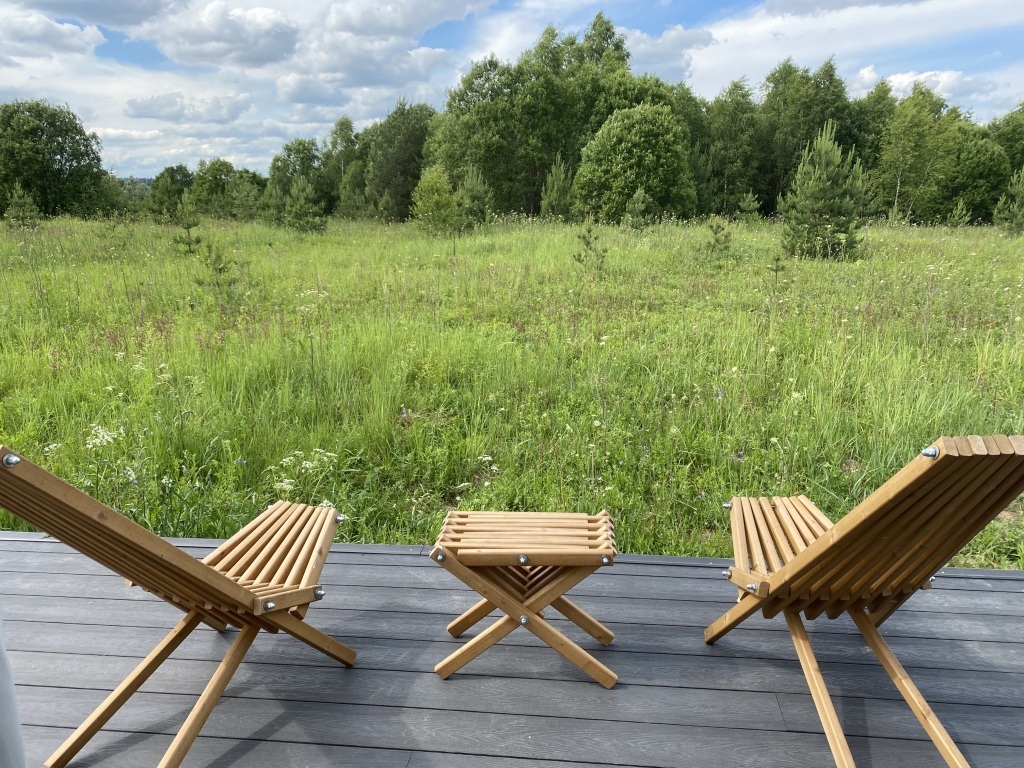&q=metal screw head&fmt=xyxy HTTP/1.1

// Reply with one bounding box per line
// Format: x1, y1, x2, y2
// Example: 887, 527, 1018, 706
600, 555, 611, 566
721, 570, 730, 577
334, 514, 346, 524
722, 502, 731, 509
314, 588, 326, 599
929, 576, 936, 583
519, 615, 529, 626
517, 554, 529, 565
1, 454, 20, 468
921, 446, 939, 459
263, 601, 277, 612
435, 552, 446, 562
745, 583, 757, 591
